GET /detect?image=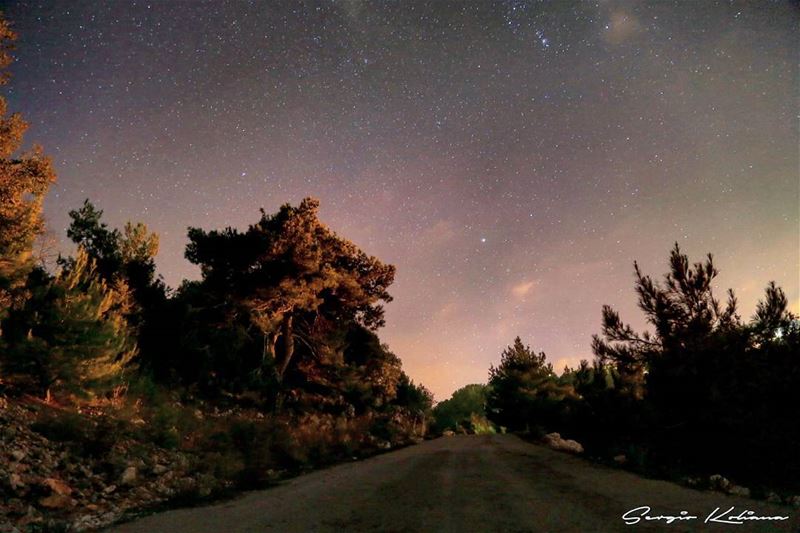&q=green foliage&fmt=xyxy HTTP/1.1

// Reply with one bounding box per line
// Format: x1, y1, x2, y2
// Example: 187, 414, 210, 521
1, 249, 137, 397
66, 200, 122, 276
31, 409, 90, 443
432, 384, 489, 433
467, 413, 495, 435
394, 373, 433, 414
31, 409, 123, 458
65, 199, 168, 379
0, 14, 434, 519
486, 337, 575, 432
